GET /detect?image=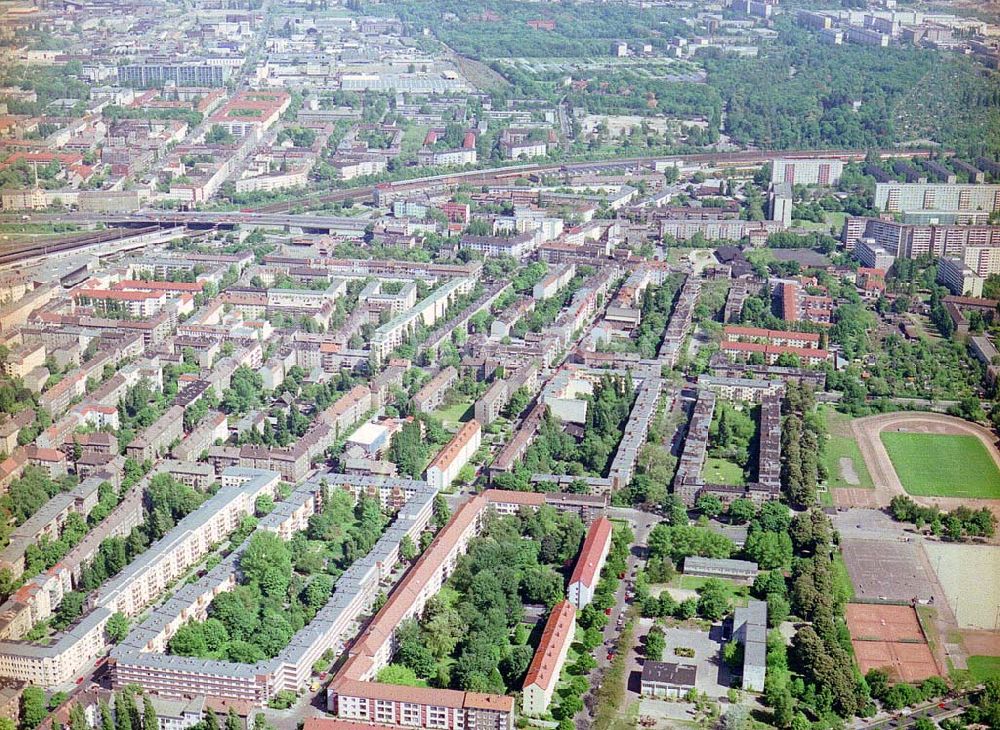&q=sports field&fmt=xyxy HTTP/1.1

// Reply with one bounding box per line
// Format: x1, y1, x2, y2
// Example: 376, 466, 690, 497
967, 656, 1000, 682
879, 432, 1000, 498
